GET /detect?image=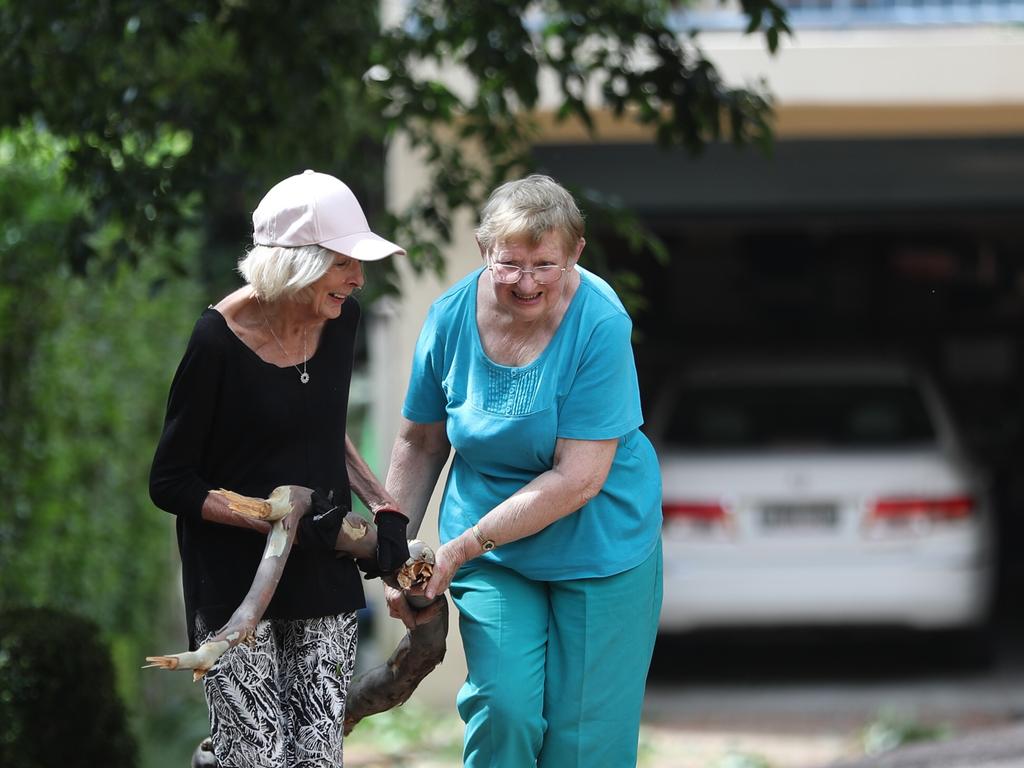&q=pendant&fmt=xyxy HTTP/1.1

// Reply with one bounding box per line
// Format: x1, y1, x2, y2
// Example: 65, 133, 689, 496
300, 371, 310, 384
